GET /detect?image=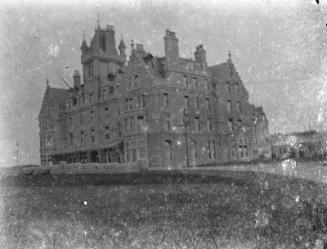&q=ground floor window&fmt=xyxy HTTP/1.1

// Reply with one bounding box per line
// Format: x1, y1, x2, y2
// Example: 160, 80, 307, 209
138, 141, 146, 159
